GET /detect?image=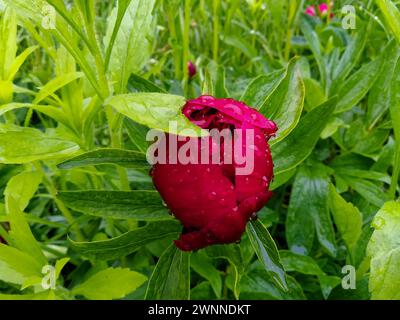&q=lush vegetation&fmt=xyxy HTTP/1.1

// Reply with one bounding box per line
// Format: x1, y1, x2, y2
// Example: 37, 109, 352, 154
0, 0, 399, 300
